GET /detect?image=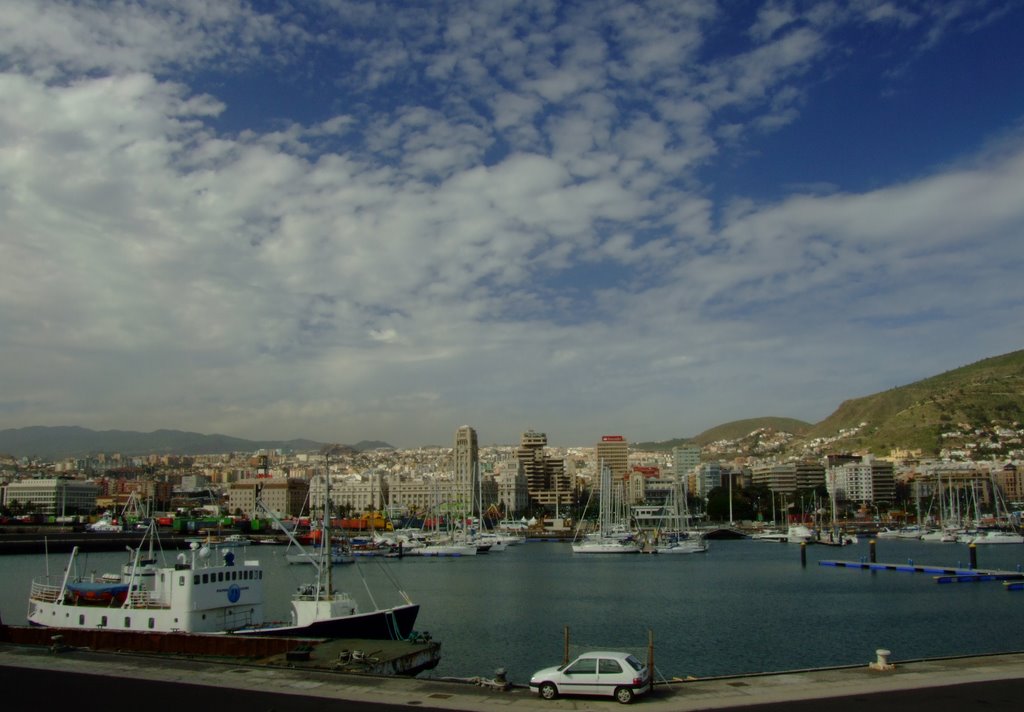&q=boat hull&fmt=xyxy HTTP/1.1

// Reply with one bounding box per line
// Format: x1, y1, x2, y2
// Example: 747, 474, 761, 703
234, 603, 420, 641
